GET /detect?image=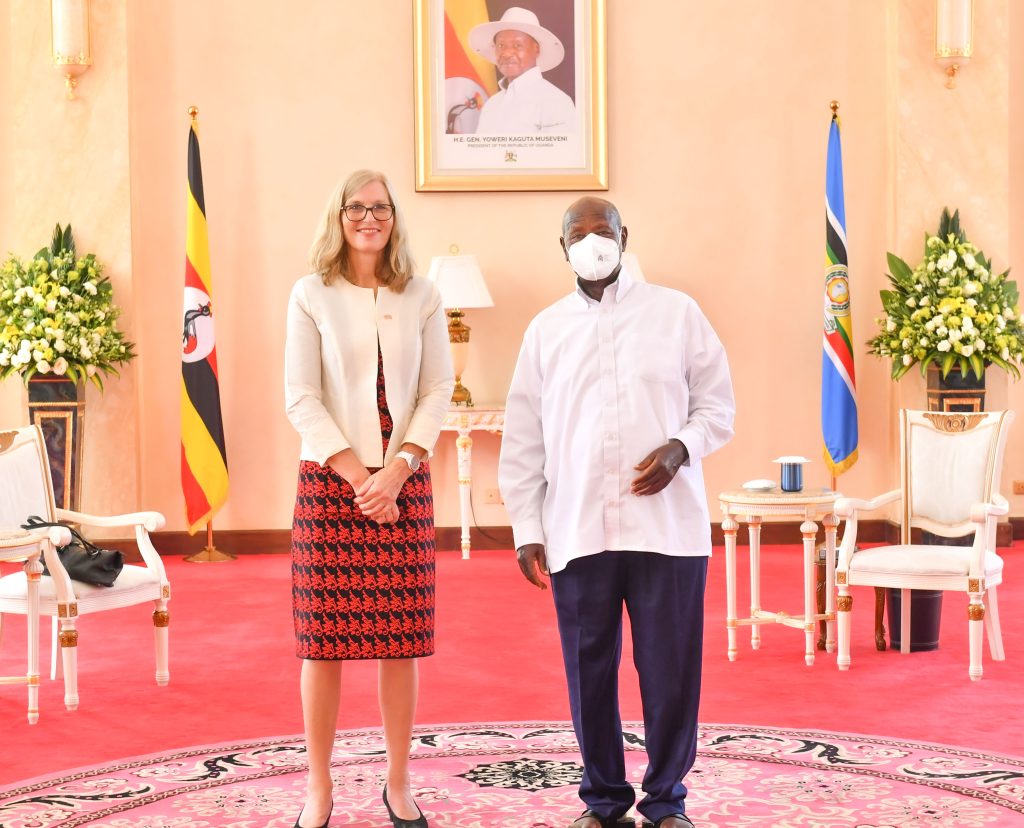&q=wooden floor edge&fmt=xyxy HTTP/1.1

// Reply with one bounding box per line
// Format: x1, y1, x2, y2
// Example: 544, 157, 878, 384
96, 518, 1021, 561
